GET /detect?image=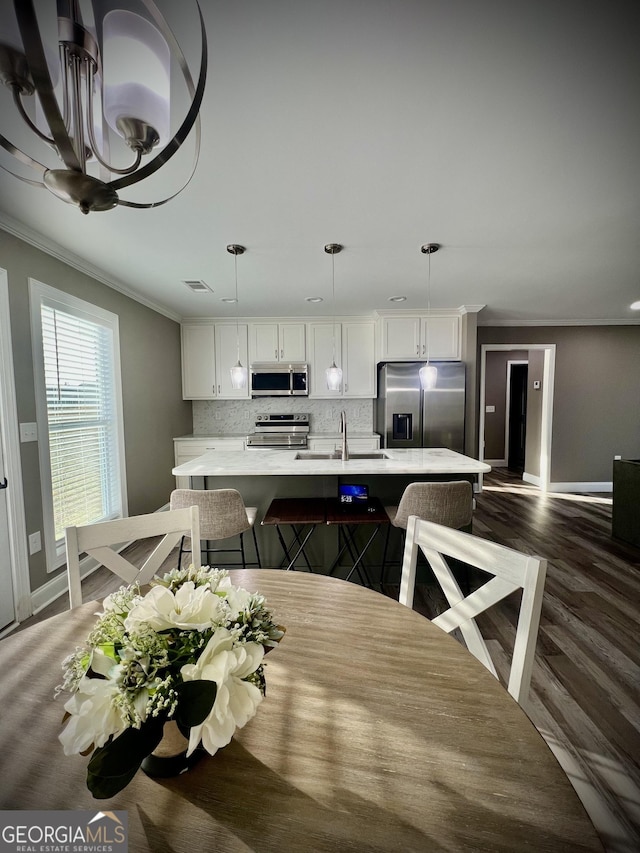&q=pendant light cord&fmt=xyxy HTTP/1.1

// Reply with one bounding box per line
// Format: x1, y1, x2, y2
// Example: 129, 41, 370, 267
234, 252, 240, 362
331, 251, 337, 364
426, 248, 431, 364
